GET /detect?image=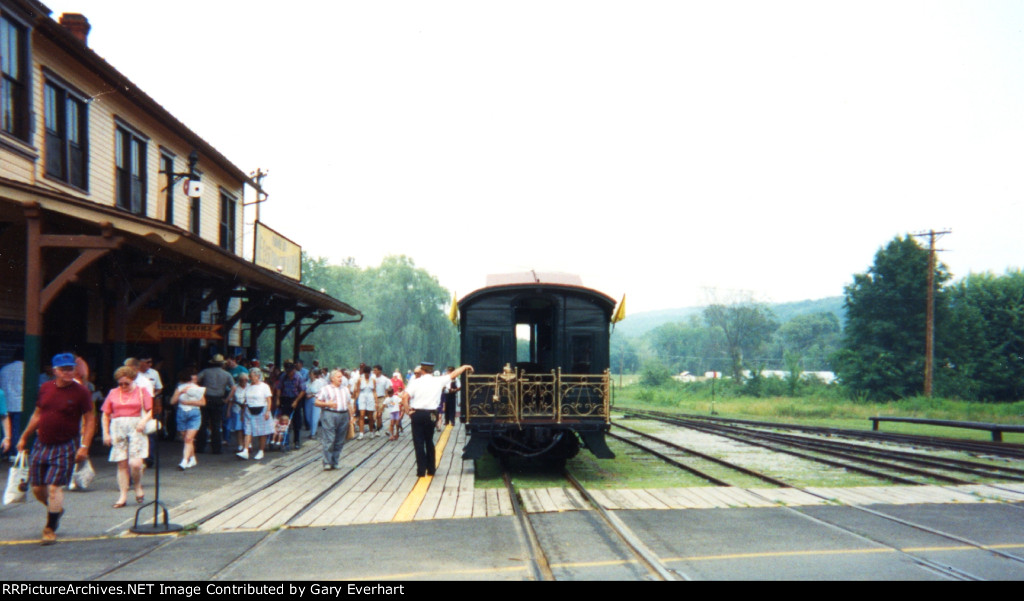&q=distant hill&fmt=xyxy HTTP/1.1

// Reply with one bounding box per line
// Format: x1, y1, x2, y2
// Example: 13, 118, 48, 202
615, 297, 845, 338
